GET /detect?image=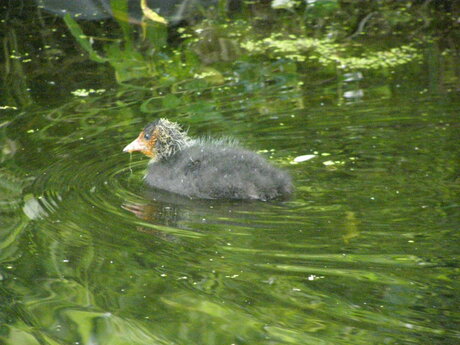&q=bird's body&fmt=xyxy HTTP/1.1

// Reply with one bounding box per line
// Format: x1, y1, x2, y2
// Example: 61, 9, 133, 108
123, 119, 292, 200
